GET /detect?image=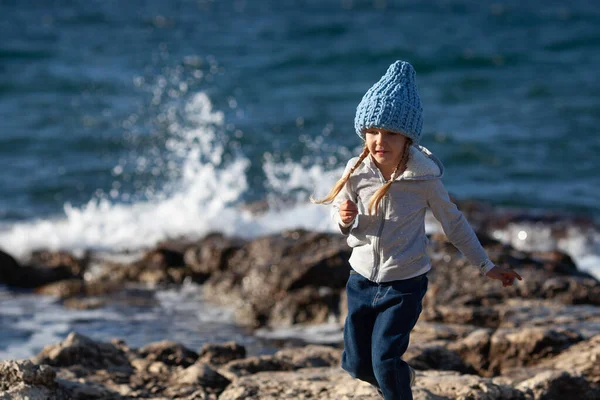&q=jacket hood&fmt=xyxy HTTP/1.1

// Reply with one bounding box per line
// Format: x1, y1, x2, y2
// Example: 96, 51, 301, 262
364, 145, 444, 181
